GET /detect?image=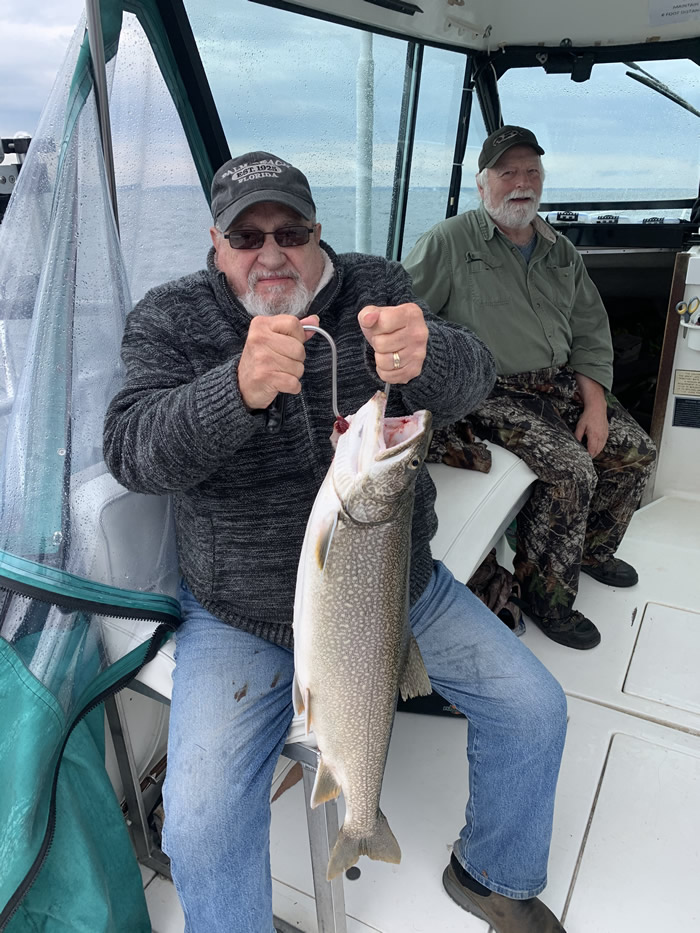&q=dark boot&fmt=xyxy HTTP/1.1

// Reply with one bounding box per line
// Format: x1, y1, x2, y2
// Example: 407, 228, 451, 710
580, 556, 638, 587
528, 608, 601, 649
443, 855, 566, 932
